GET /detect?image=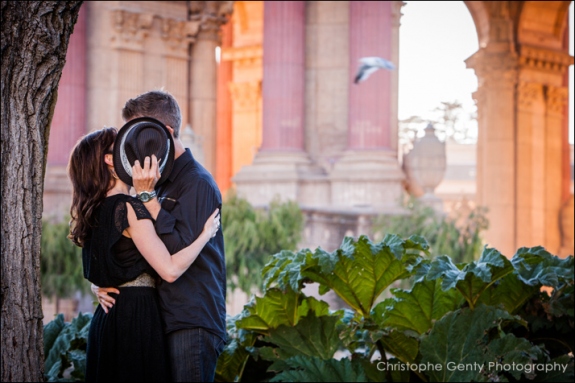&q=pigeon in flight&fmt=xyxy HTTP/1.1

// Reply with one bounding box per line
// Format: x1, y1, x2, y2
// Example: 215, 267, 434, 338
354, 57, 396, 84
